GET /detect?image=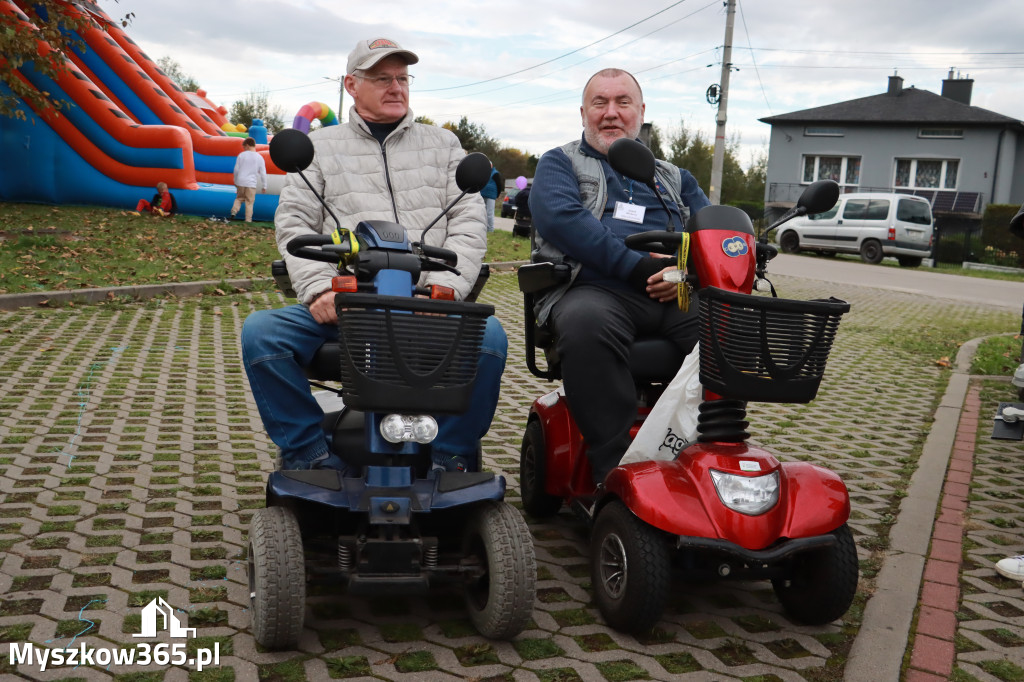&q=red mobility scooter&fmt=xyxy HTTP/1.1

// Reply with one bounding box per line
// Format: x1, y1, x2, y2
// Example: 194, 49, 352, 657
517, 138, 858, 633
